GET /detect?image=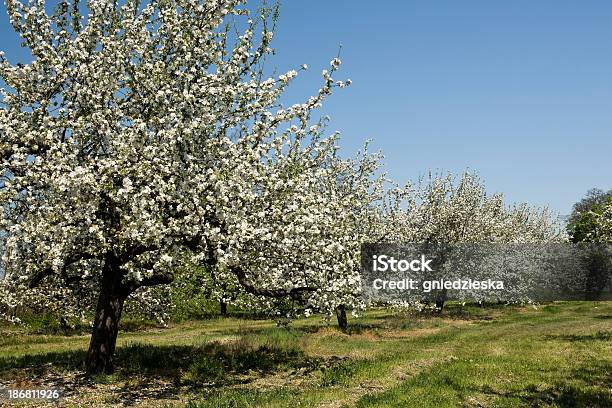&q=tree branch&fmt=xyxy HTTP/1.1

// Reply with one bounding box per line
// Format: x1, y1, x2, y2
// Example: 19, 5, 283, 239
28, 253, 100, 288
232, 266, 317, 299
